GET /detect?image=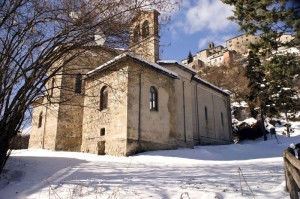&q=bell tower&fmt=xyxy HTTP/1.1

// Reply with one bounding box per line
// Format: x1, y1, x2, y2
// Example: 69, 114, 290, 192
130, 10, 160, 63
